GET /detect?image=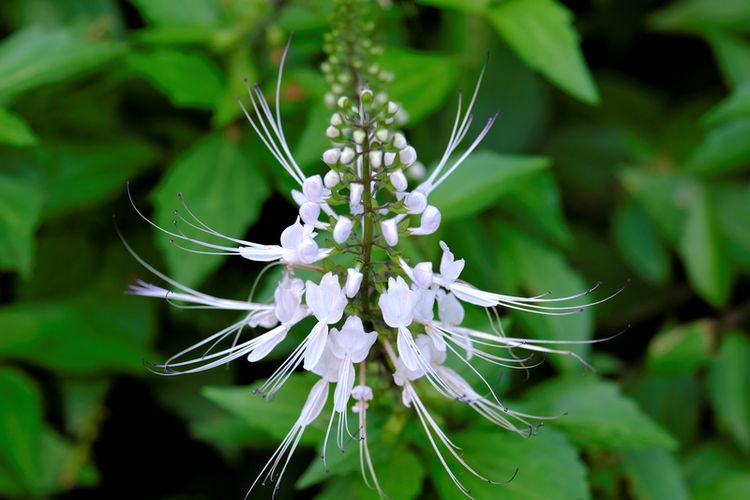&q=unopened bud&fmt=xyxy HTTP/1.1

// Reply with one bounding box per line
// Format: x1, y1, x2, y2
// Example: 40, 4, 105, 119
405, 190, 427, 214
387, 101, 399, 115
350, 183, 364, 206
415, 205, 441, 235
299, 201, 320, 225
322, 148, 340, 165
330, 113, 343, 127
390, 170, 408, 192
333, 217, 353, 244
375, 129, 389, 143
324, 169, 340, 189
344, 268, 363, 298
369, 150, 383, 169
303, 175, 326, 203
353, 129, 366, 144
384, 151, 396, 167
393, 133, 407, 149
360, 88, 374, 104
337, 96, 350, 108
399, 146, 417, 166
326, 126, 340, 138
408, 161, 426, 180
381, 218, 399, 246
340, 147, 355, 164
